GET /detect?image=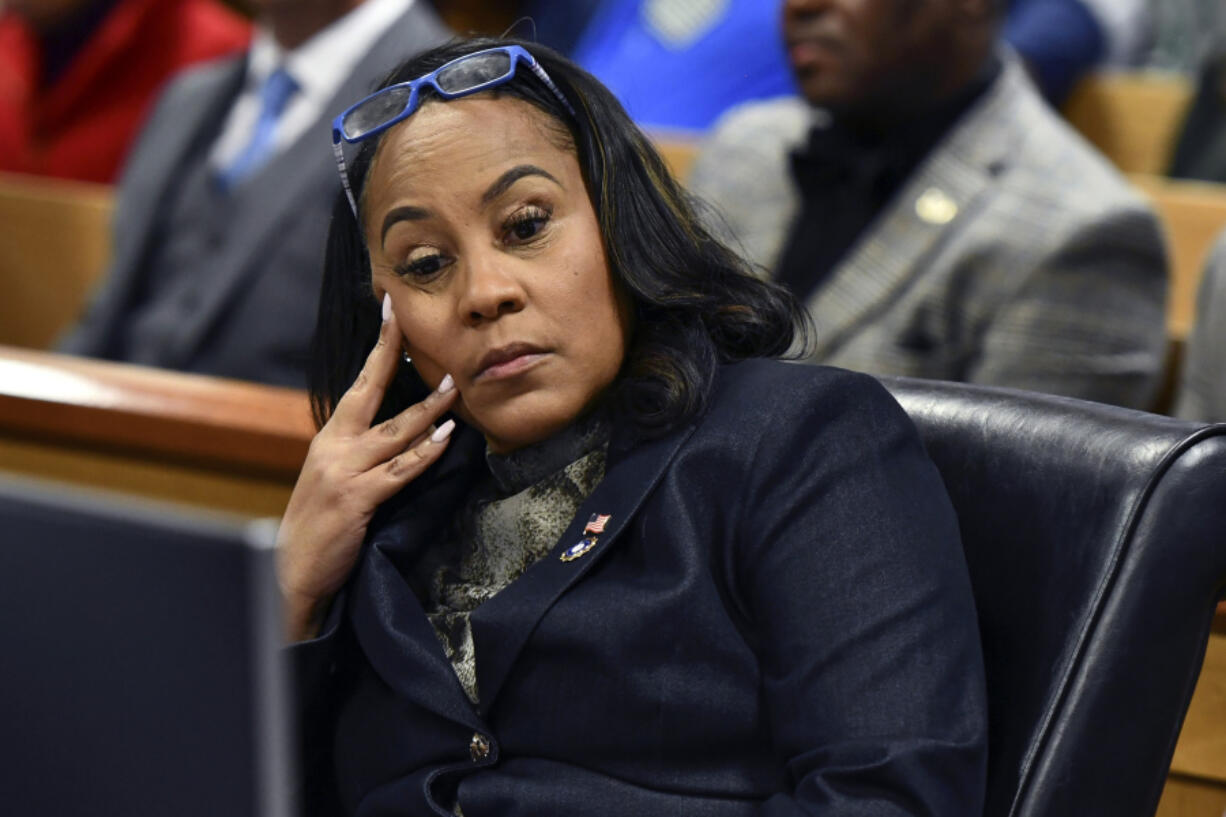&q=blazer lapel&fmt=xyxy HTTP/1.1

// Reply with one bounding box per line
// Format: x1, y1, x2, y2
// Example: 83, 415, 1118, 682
348, 426, 490, 729
469, 421, 696, 717
804, 53, 1024, 361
